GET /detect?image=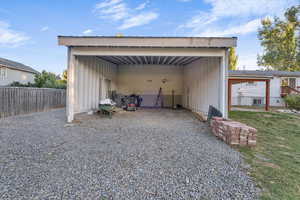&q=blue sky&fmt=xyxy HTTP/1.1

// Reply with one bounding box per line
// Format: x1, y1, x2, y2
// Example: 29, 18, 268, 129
0, 0, 298, 75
